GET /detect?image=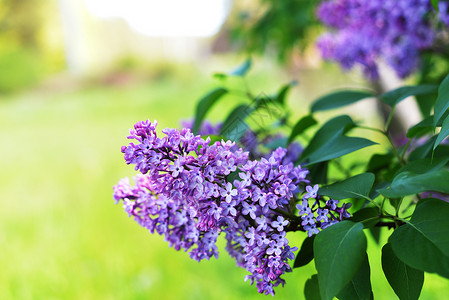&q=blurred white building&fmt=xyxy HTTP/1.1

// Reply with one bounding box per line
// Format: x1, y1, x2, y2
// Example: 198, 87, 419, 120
58, 0, 232, 75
